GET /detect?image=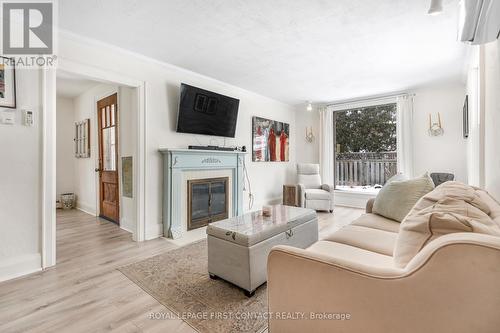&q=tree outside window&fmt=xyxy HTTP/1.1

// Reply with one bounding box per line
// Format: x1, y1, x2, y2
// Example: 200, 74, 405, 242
335, 103, 397, 190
